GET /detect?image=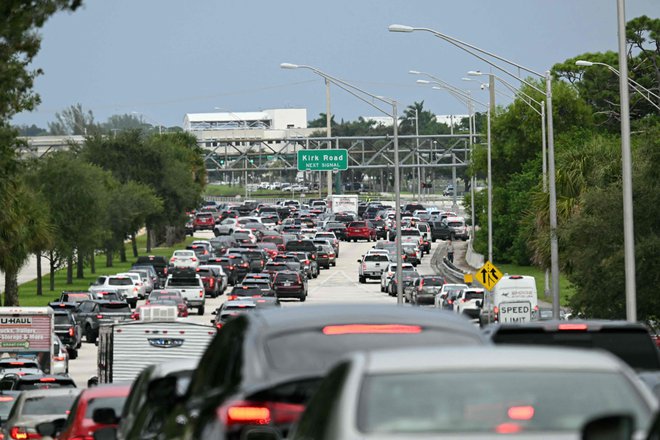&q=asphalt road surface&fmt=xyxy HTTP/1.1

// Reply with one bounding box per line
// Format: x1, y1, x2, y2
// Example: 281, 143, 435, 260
68, 231, 441, 387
